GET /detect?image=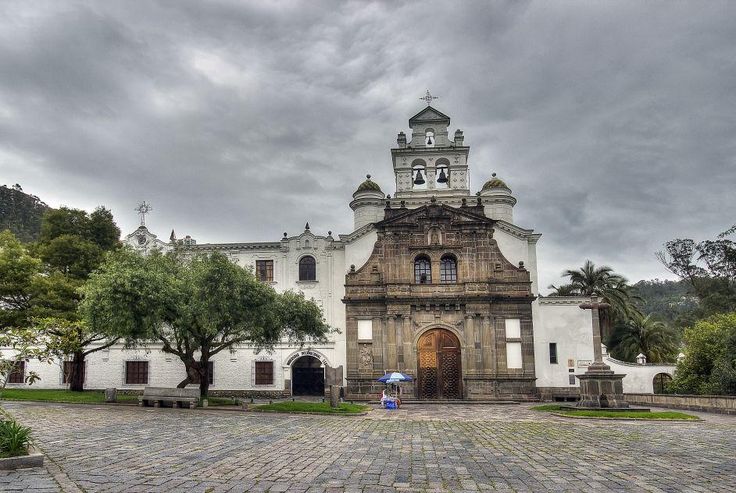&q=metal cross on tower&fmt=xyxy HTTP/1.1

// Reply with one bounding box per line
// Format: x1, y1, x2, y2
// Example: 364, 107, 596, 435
420, 89, 438, 106
135, 201, 152, 227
